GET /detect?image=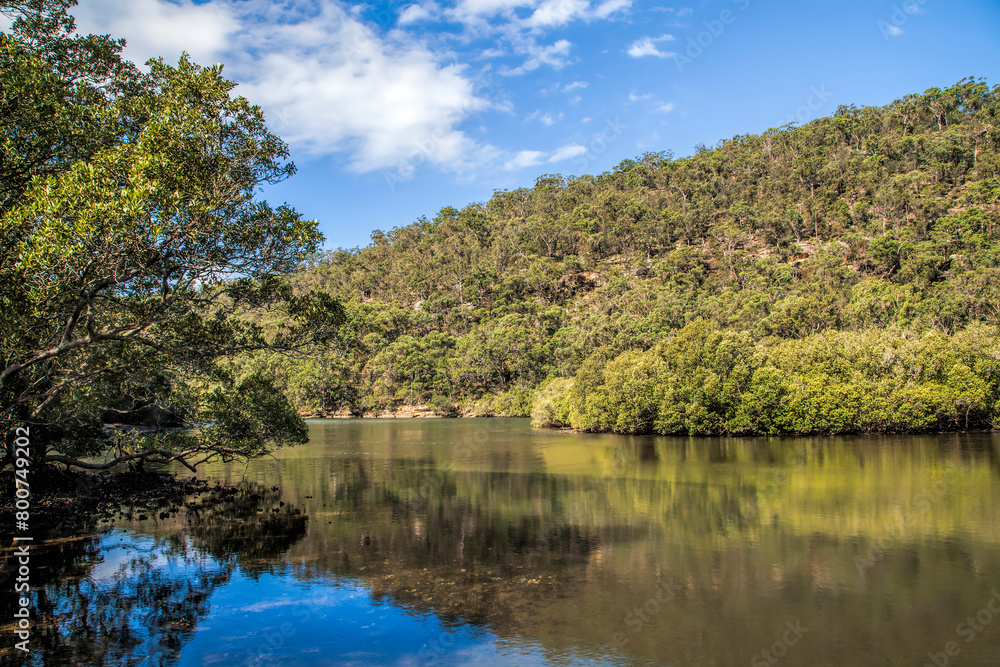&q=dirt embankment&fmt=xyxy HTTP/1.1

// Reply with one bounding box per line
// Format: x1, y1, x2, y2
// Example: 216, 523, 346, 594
299, 404, 463, 419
